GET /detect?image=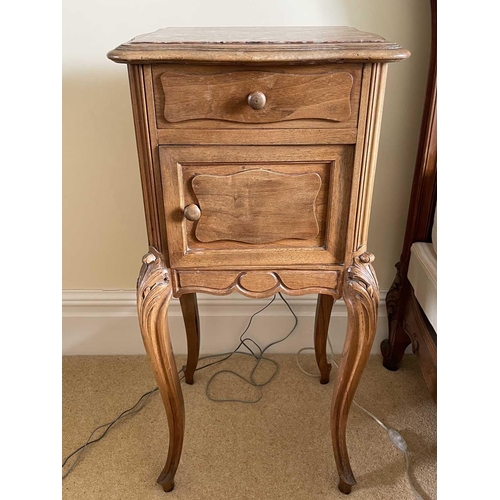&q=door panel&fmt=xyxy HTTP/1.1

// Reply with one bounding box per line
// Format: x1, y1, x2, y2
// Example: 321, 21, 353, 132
159, 145, 354, 268
193, 169, 321, 244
